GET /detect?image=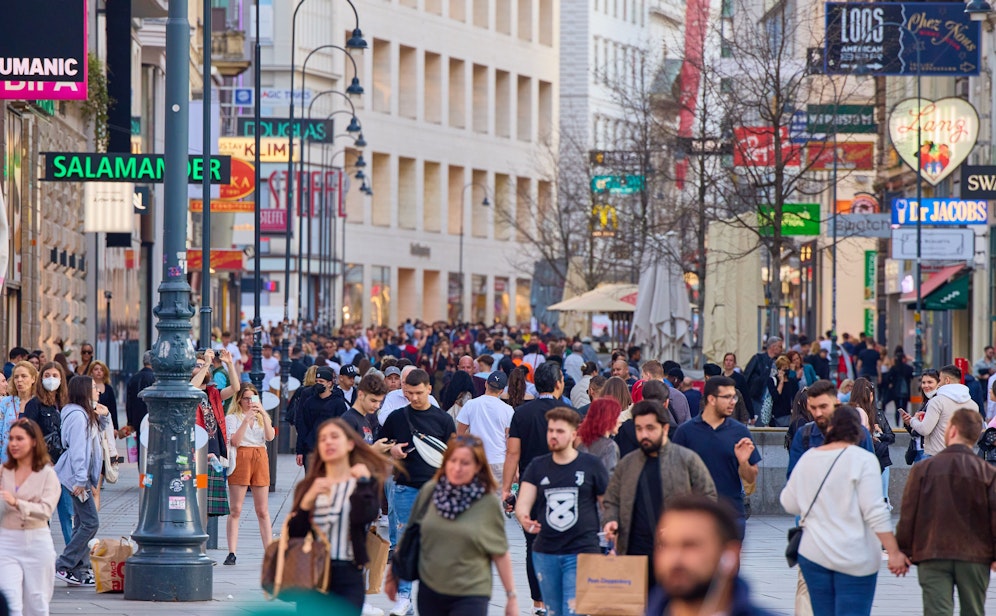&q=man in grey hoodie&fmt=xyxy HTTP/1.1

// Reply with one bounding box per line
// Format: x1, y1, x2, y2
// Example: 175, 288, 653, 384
907, 365, 978, 458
